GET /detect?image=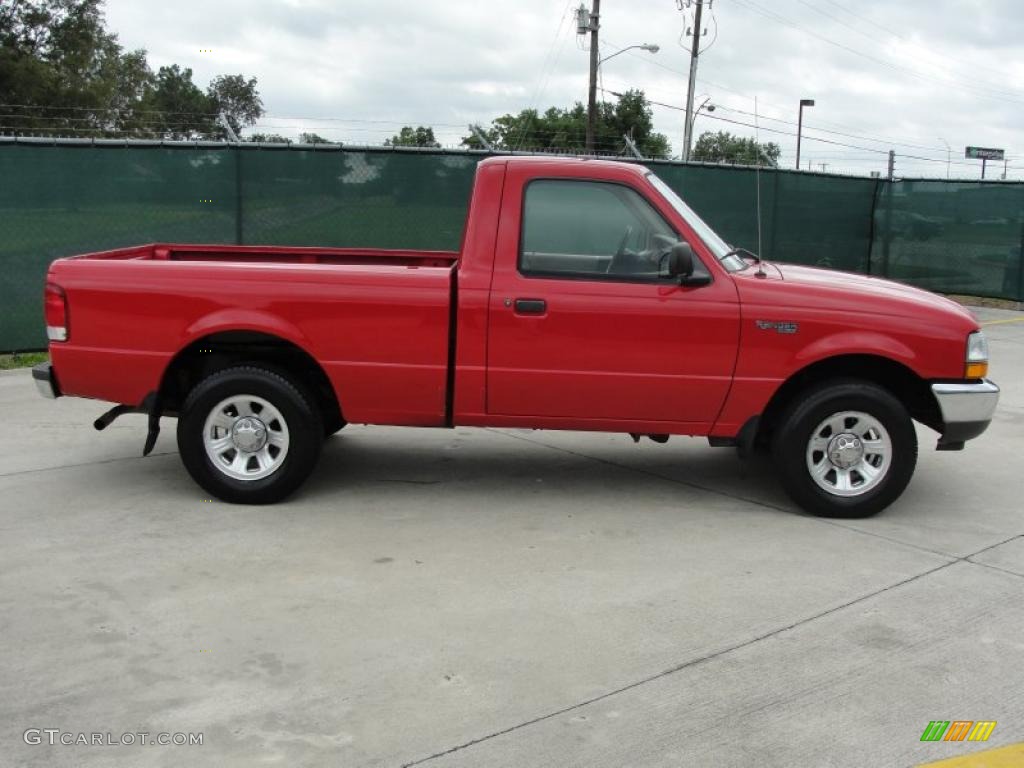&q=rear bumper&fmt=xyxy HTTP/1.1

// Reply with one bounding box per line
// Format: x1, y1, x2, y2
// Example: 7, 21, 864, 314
931, 379, 999, 449
32, 362, 61, 399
